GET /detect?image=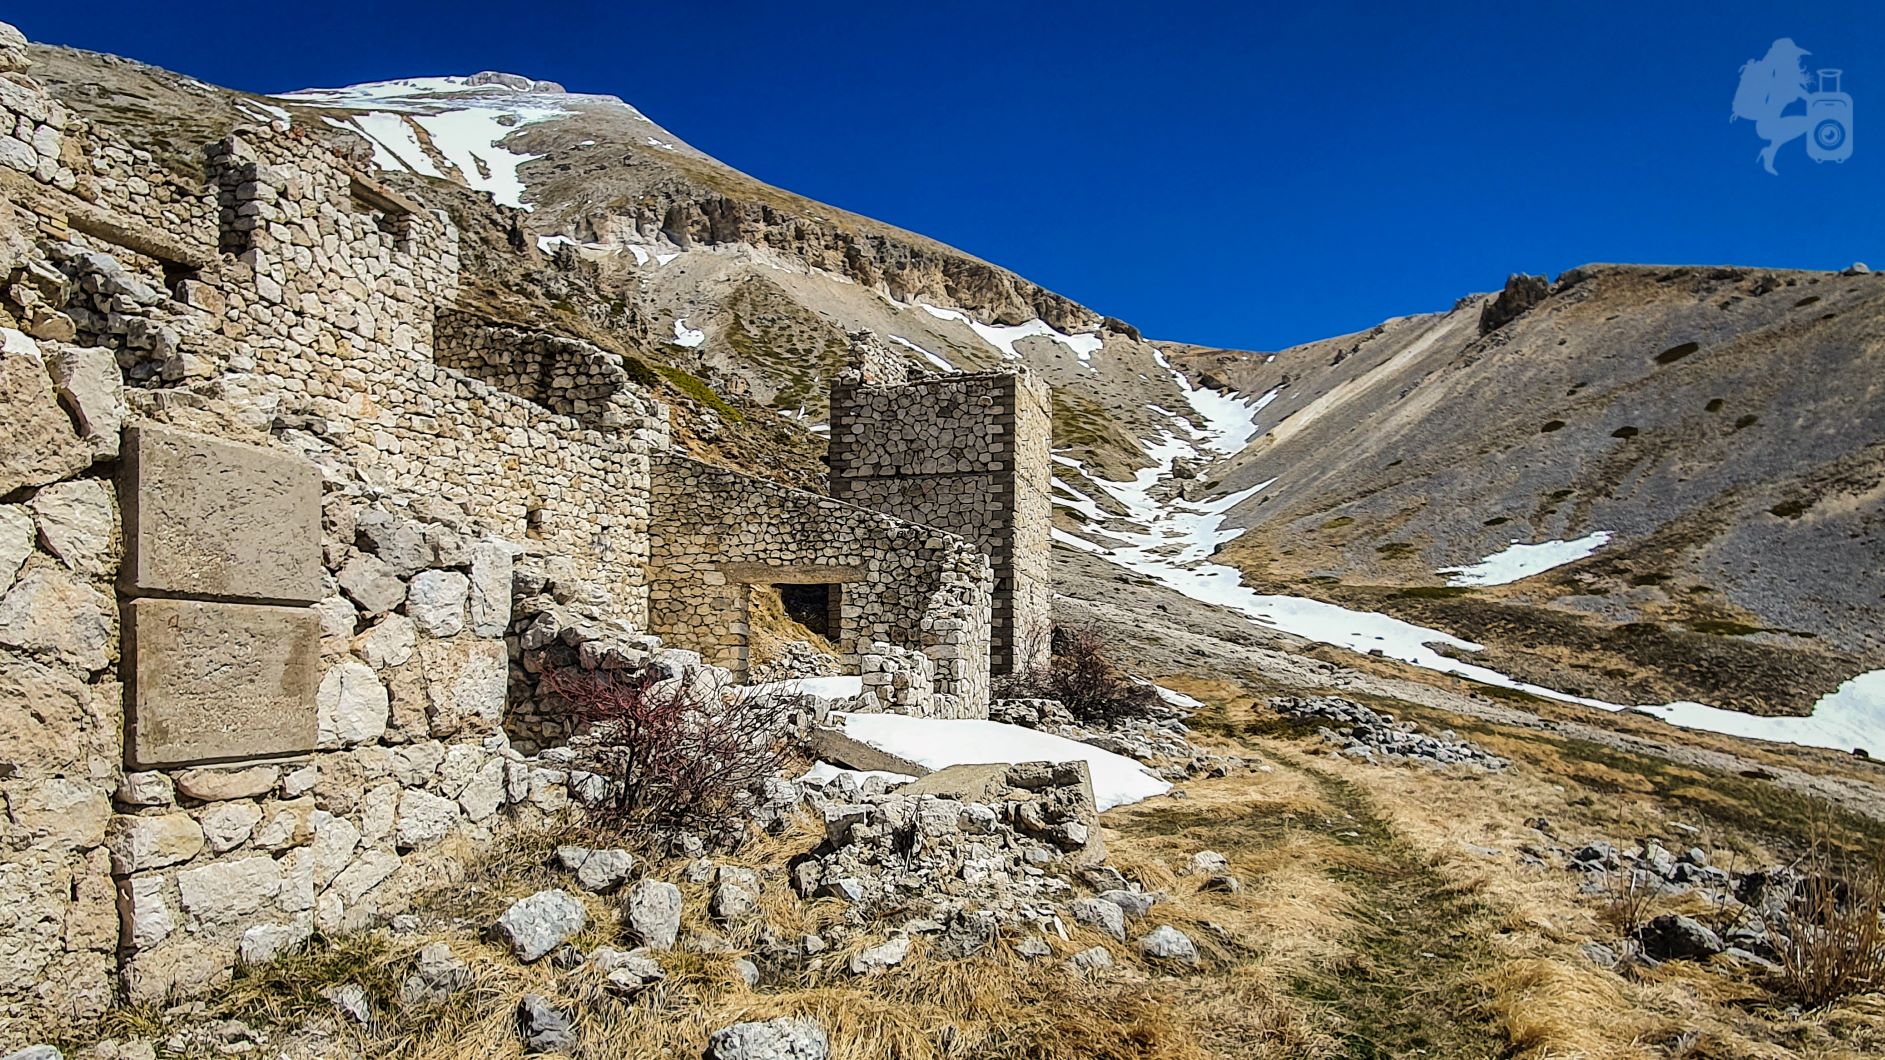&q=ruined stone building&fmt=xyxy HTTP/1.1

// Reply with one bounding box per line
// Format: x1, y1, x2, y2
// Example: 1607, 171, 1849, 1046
829, 347, 1053, 677
0, 21, 1046, 1036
